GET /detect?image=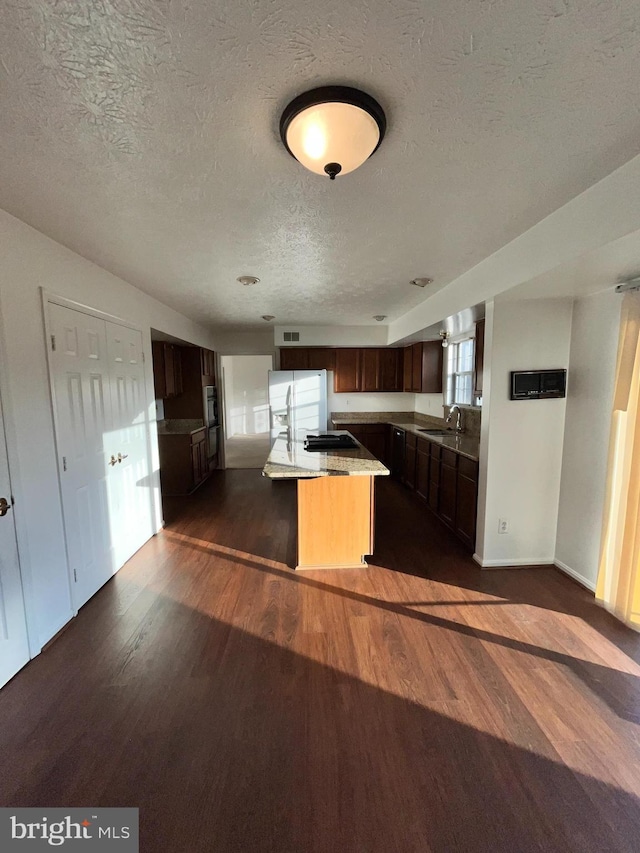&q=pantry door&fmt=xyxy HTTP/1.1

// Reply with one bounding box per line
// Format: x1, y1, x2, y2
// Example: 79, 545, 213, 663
105, 321, 154, 568
0, 370, 30, 688
49, 304, 115, 610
